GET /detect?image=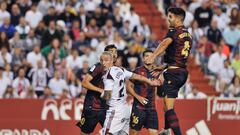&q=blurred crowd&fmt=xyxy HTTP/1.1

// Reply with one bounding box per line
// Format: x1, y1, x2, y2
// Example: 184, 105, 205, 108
0, 0, 156, 100
0, 0, 239, 100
